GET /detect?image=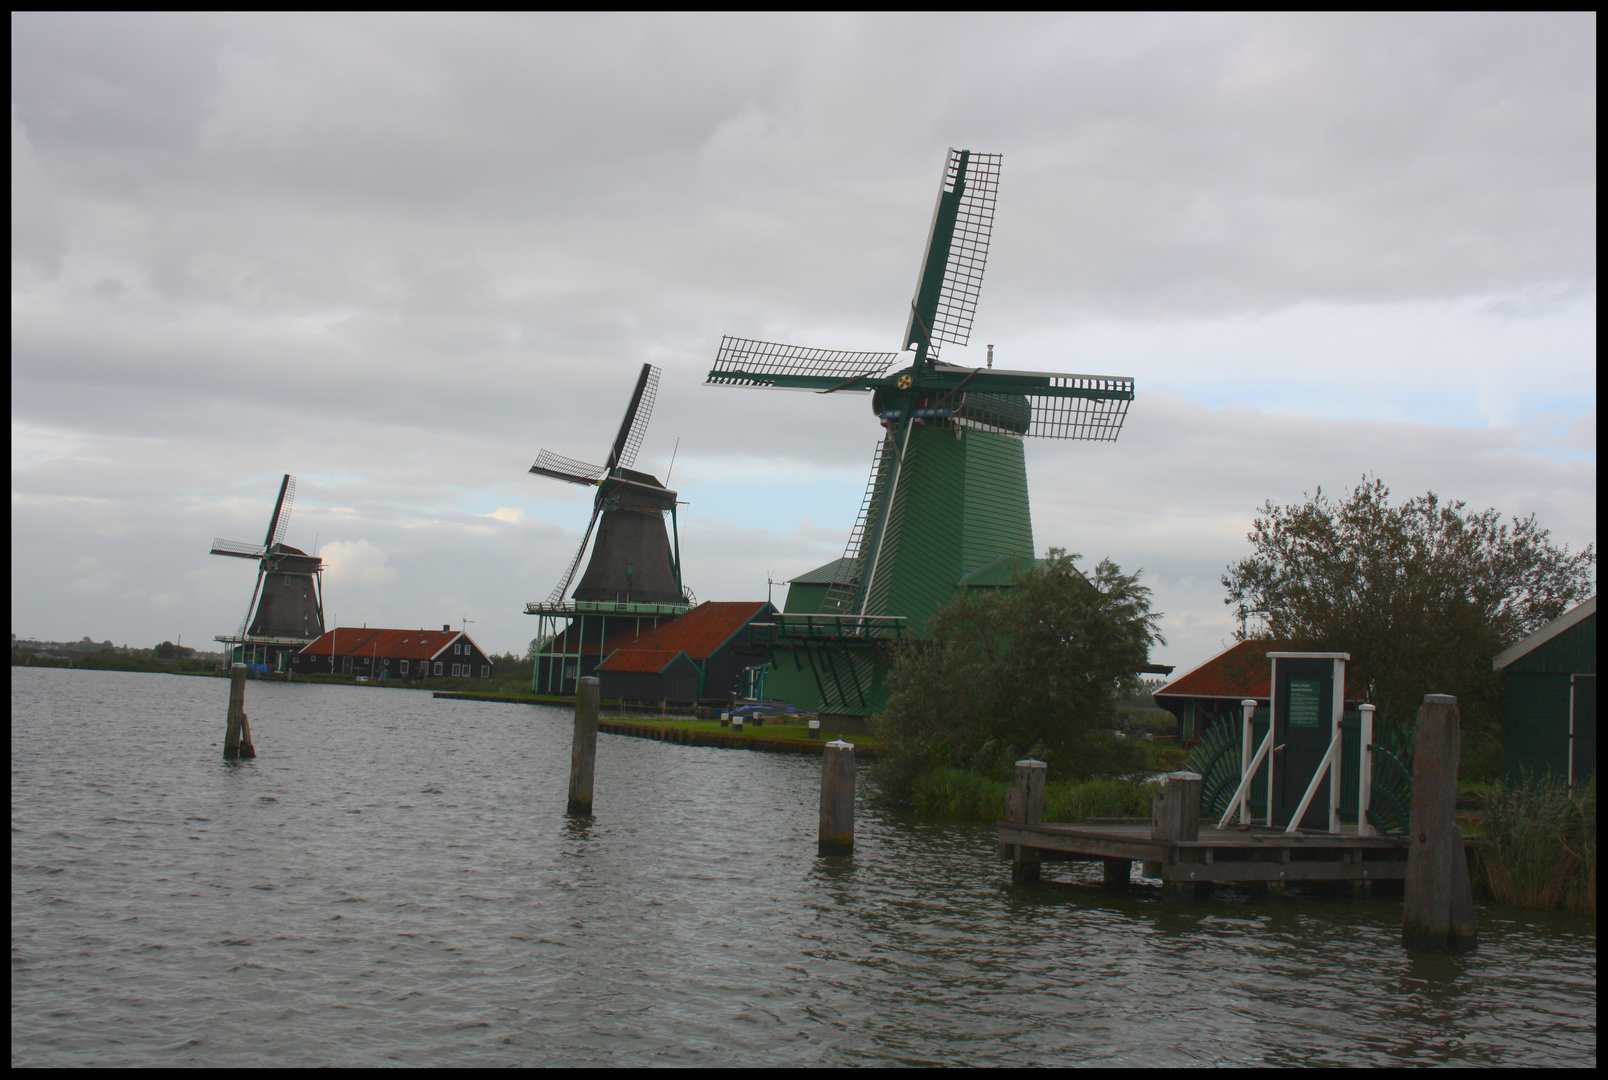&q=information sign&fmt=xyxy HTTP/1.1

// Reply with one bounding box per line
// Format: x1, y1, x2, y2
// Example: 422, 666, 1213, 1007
1288, 679, 1322, 728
